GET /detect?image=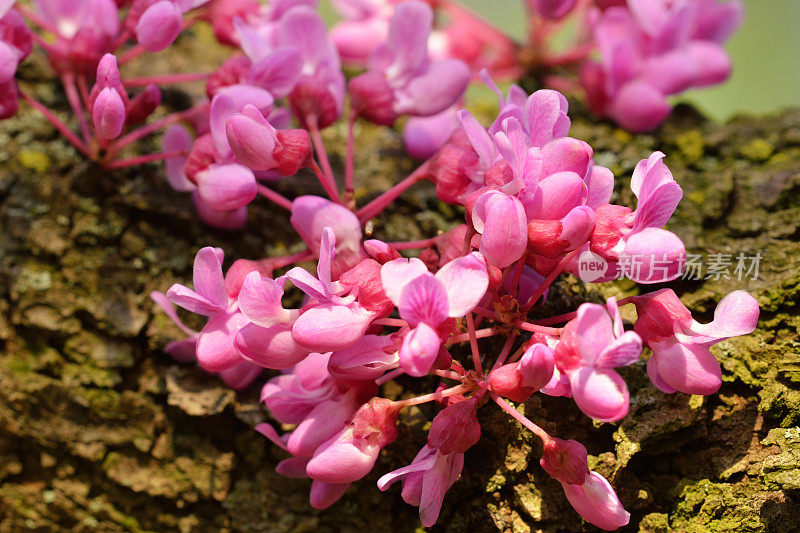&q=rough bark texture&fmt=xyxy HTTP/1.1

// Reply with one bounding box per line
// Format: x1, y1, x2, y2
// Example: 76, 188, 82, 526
2, 37, 800, 533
